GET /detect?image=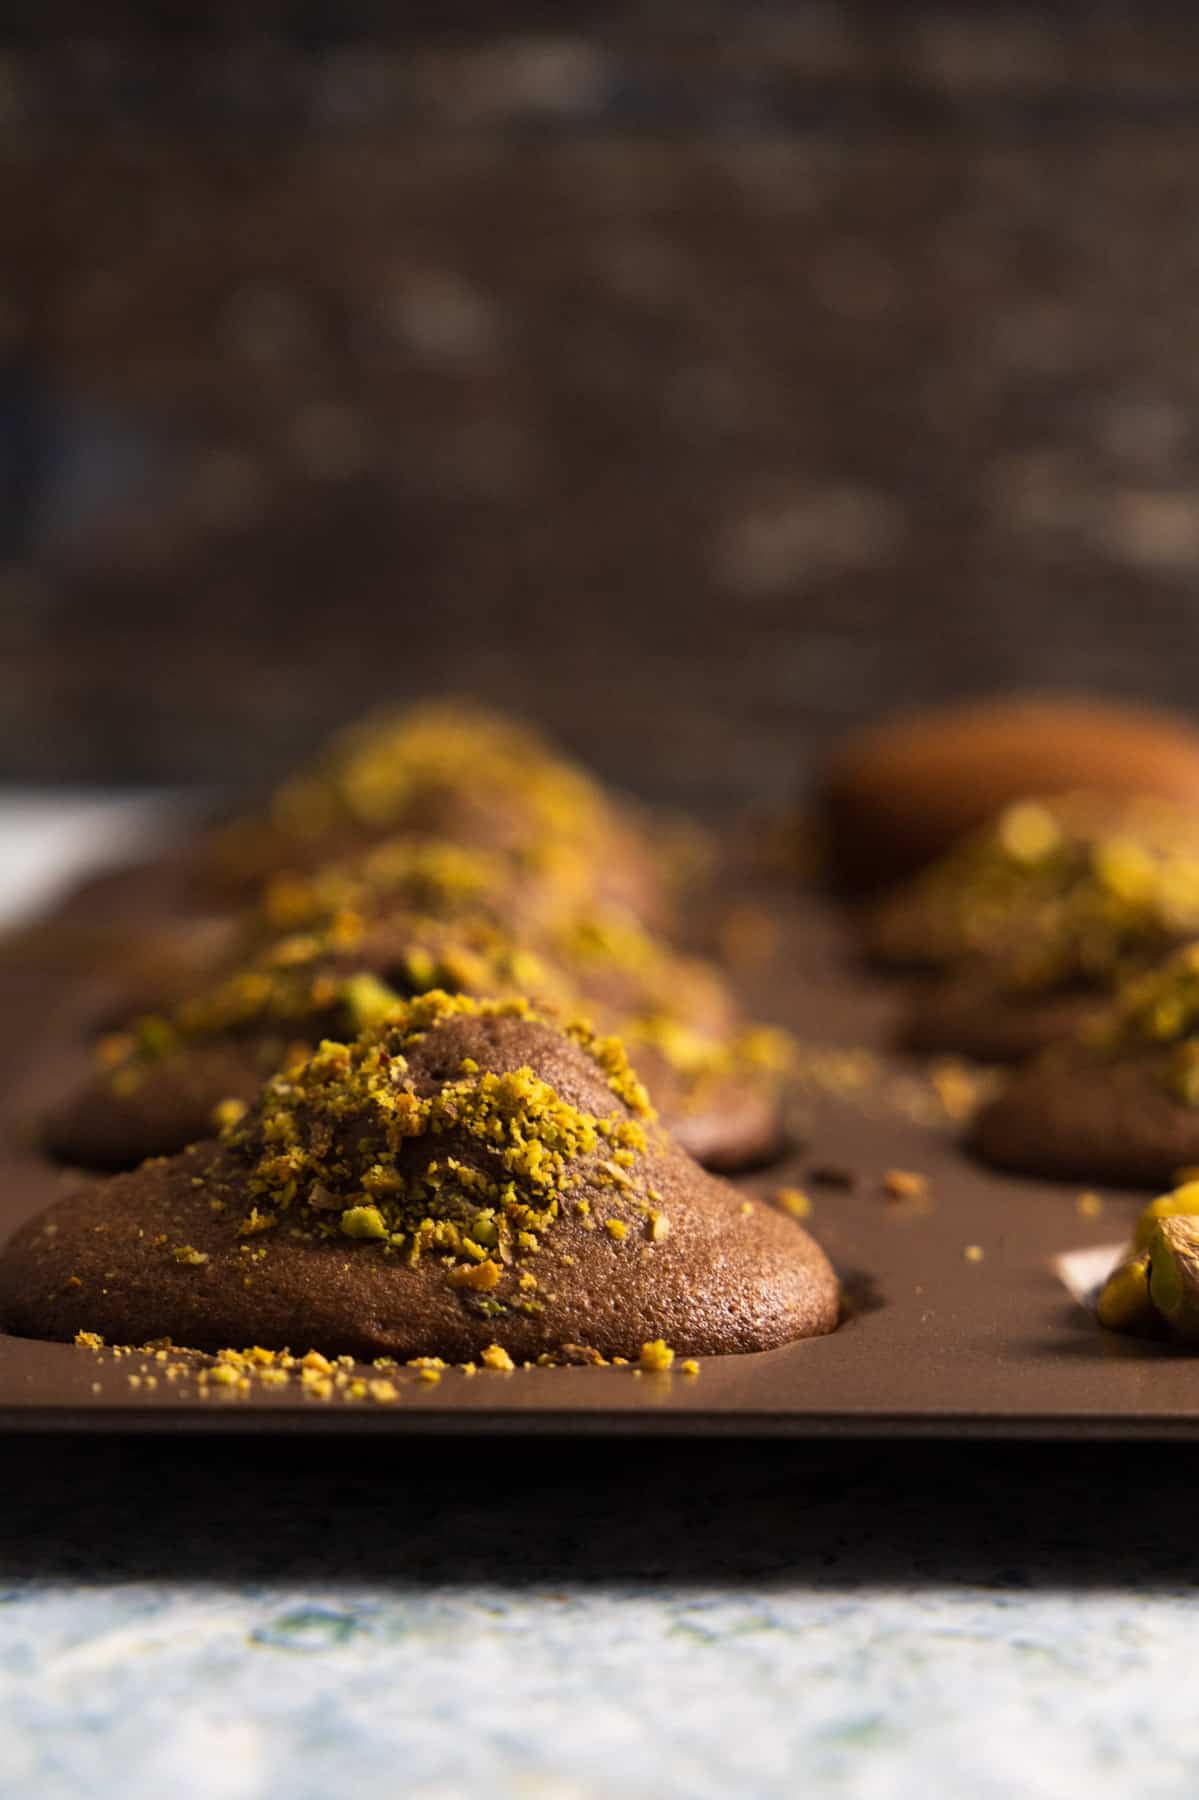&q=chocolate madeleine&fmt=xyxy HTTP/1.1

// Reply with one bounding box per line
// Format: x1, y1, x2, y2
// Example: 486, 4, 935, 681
972, 945, 1199, 1185
43, 907, 787, 1175
2, 996, 838, 1362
